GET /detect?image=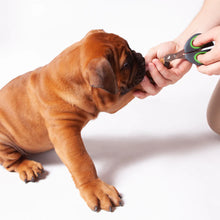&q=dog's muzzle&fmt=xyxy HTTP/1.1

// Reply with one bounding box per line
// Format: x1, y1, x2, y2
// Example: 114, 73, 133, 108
120, 52, 155, 95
